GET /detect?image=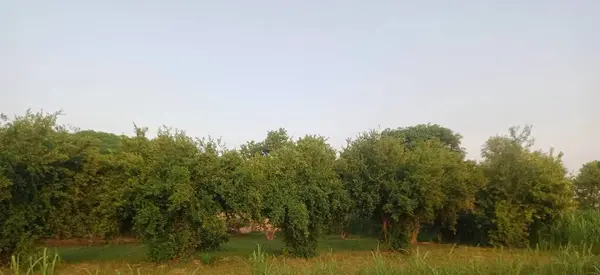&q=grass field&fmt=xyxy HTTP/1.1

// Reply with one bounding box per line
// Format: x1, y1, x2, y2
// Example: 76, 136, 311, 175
52, 233, 377, 263
3, 233, 600, 274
